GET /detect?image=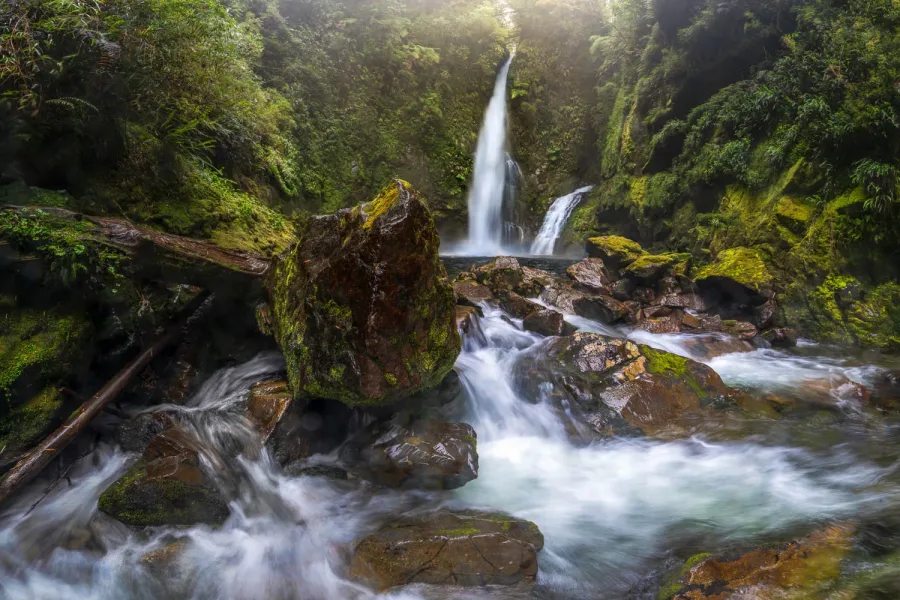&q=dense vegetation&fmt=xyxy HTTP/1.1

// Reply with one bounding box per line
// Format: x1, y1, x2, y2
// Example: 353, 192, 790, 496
509, 0, 900, 347
1, 0, 508, 245
3, 0, 900, 346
